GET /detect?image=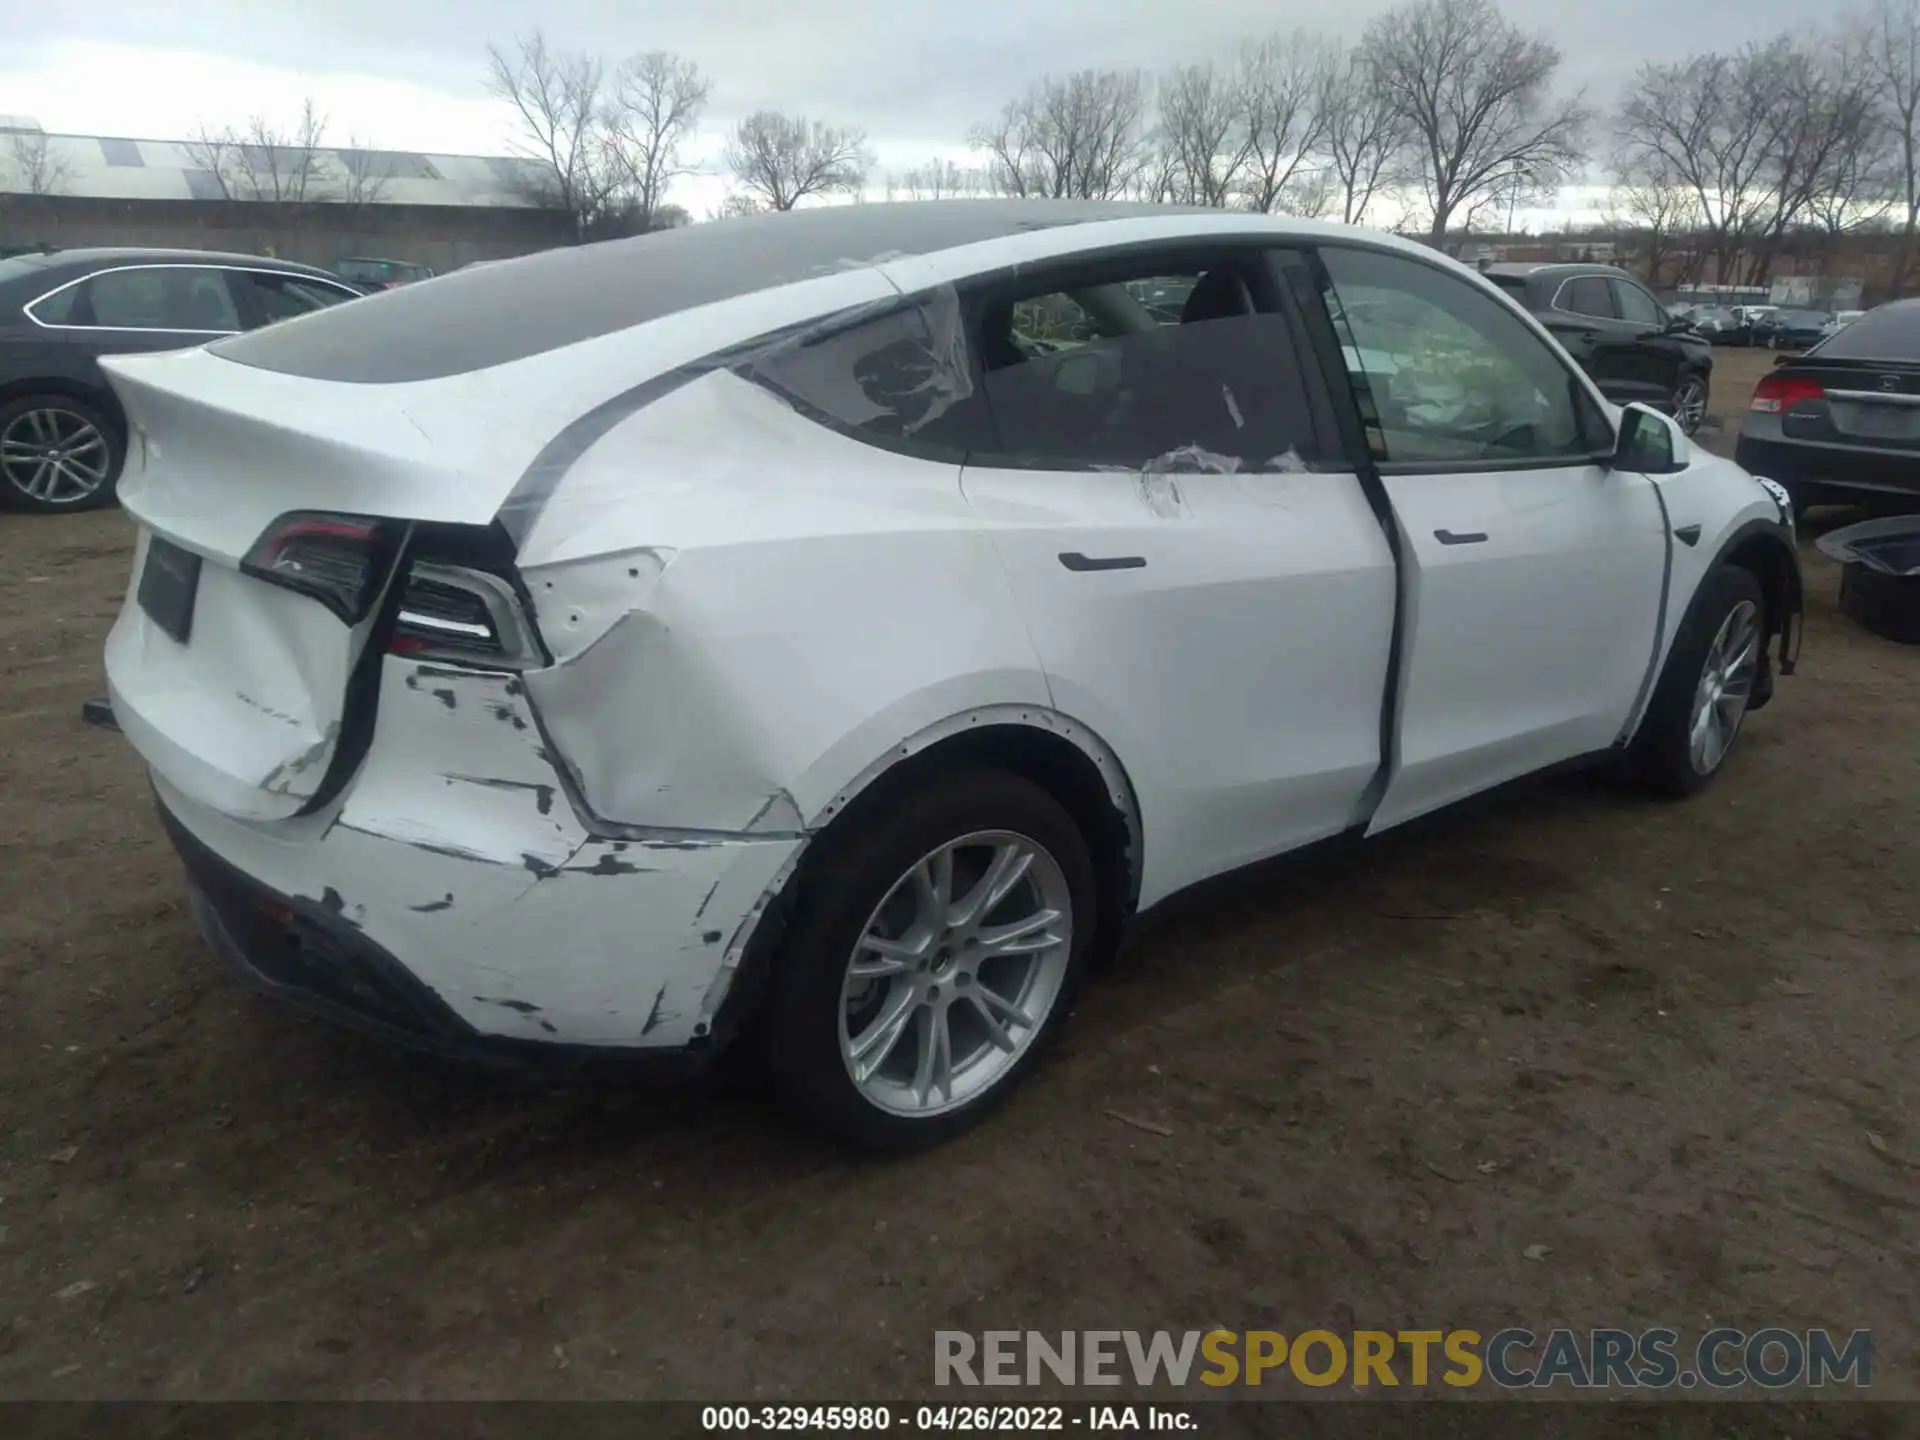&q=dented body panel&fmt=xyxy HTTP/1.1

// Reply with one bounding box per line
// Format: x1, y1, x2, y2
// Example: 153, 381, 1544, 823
153, 656, 803, 1048
99, 203, 1799, 1065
